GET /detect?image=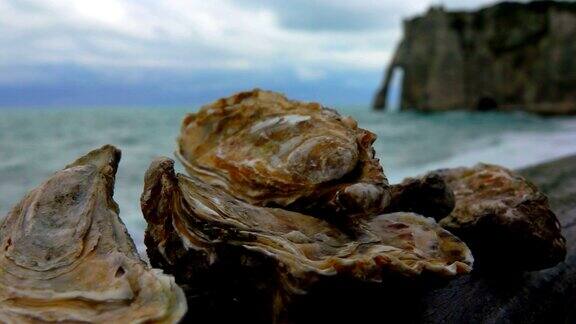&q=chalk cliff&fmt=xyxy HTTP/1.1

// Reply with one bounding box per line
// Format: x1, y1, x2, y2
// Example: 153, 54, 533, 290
373, 1, 576, 115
